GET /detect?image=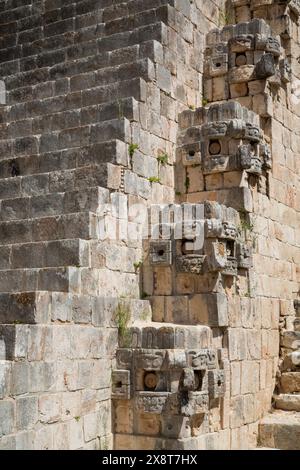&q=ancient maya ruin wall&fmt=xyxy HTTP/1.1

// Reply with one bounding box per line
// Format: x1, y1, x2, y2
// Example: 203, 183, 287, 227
0, 0, 299, 450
